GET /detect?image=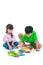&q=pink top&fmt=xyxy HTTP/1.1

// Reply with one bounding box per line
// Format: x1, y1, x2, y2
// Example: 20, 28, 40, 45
3, 33, 16, 42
